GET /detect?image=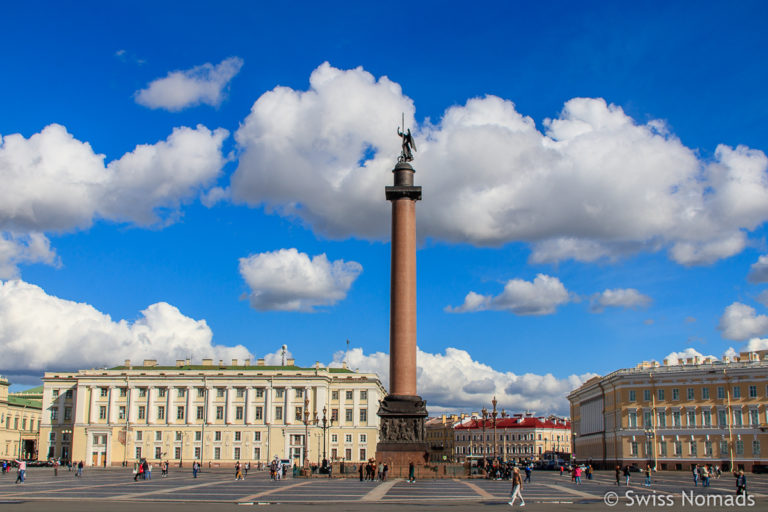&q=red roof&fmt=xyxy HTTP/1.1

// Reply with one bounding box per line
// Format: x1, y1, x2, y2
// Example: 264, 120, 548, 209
455, 417, 570, 430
